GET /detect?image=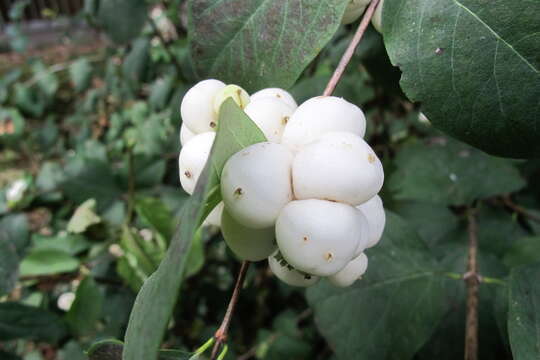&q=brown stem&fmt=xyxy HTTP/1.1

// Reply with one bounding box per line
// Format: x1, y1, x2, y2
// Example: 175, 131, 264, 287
464, 208, 479, 360
501, 195, 540, 224
323, 0, 380, 96
210, 261, 250, 360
